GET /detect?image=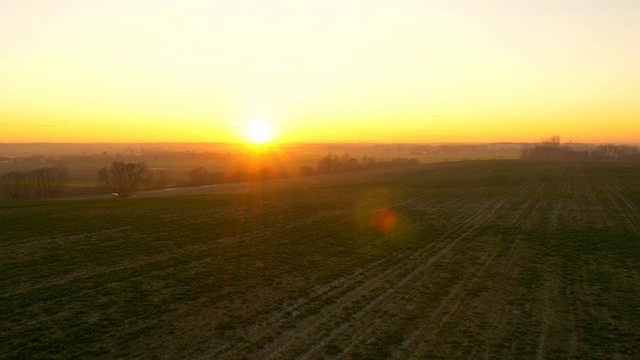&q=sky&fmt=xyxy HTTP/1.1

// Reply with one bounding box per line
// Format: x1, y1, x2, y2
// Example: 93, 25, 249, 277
1, 0, 639, 143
